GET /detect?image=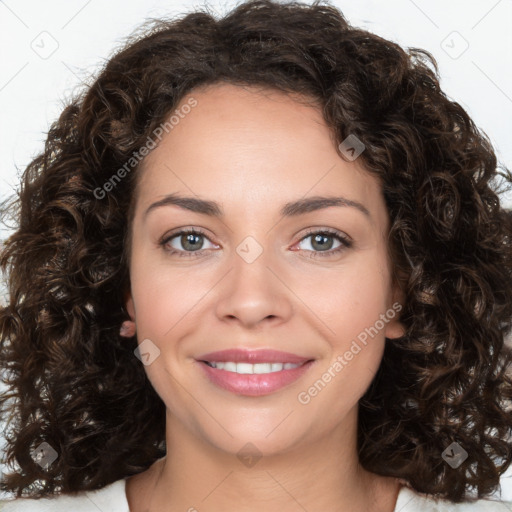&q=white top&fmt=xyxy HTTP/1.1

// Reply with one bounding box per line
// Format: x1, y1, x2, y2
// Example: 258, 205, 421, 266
0, 479, 511, 511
